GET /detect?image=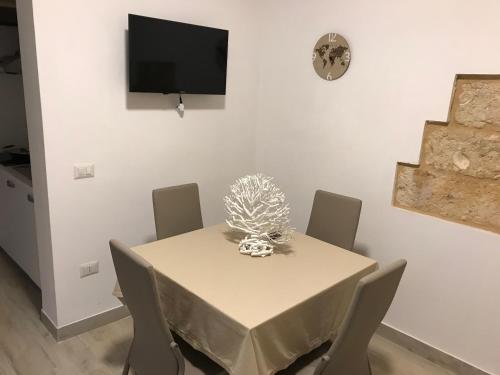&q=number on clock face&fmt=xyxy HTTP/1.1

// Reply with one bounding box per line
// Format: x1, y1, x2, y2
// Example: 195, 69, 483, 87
328, 33, 337, 43
326, 72, 333, 81
312, 52, 317, 61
